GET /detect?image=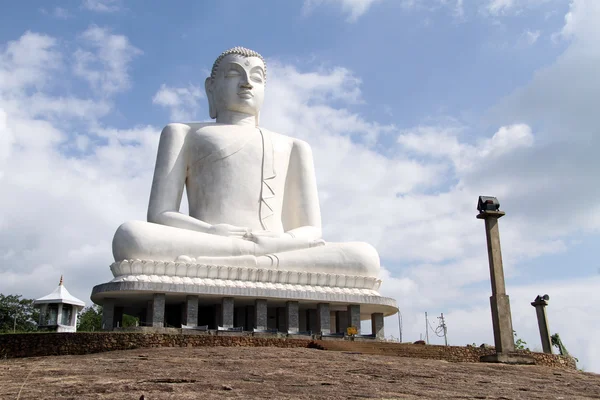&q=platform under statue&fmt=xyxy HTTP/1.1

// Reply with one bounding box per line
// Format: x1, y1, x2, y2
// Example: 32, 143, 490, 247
91, 47, 397, 336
